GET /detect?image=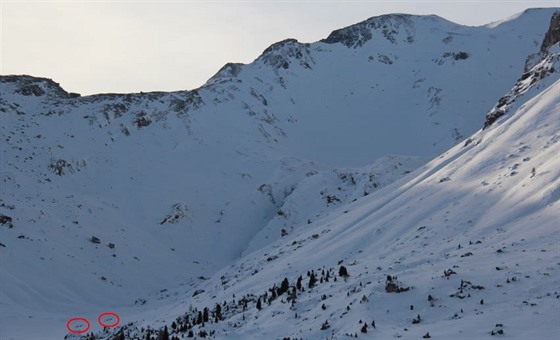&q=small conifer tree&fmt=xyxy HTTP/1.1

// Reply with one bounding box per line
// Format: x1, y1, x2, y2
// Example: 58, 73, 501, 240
215, 303, 222, 320
161, 325, 169, 340
196, 311, 203, 325
296, 276, 303, 291
280, 277, 290, 295
308, 272, 317, 288
203, 307, 209, 323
